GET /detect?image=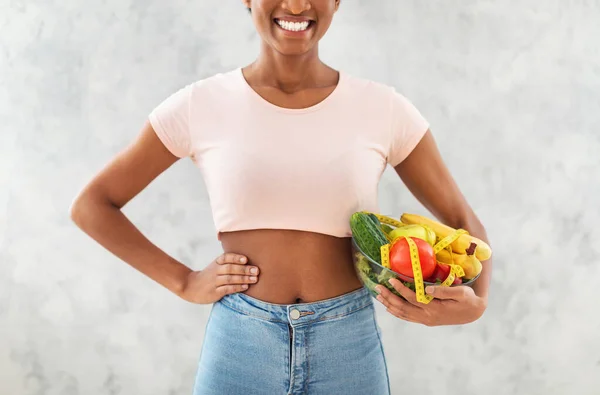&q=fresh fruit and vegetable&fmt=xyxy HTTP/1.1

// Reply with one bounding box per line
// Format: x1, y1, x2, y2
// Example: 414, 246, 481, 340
349, 212, 388, 264
350, 211, 492, 303
381, 224, 394, 235
426, 262, 451, 283
389, 236, 436, 279
400, 213, 492, 261
354, 249, 416, 298
435, 242, 482, 280
388, 224, 436, 247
